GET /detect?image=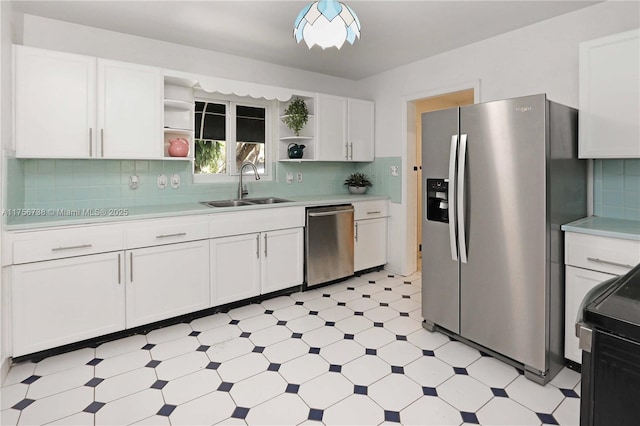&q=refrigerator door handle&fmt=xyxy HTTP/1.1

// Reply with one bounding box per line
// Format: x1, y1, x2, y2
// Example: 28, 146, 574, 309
448, 135, 458, 261
457, 134, 468, 264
